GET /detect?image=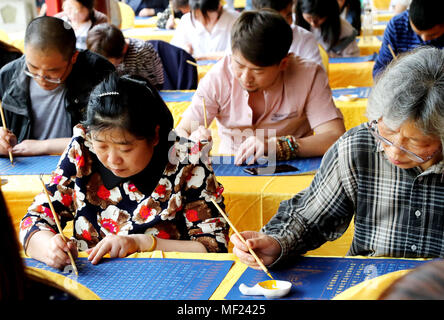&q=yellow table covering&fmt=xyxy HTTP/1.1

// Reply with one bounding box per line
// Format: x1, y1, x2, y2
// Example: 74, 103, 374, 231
122, 27, 175, 42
